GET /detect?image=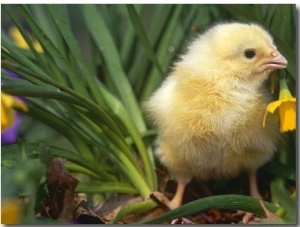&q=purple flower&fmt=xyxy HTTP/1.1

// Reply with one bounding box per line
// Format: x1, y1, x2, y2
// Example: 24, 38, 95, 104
1, 115, 23, 145
5, 70, 20, 79
1, 70, 26, 145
